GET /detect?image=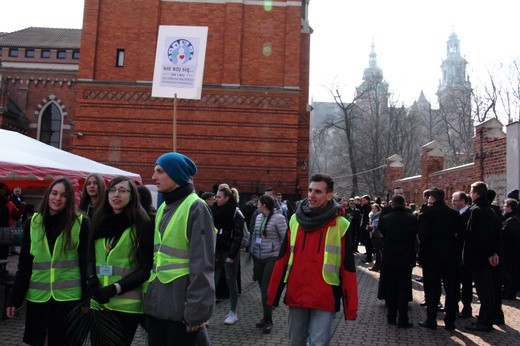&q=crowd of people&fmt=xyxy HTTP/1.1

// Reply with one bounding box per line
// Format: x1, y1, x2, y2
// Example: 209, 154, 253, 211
2, 153, 359, 346
3, 152, 518, 344
344, 184, 520, 332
